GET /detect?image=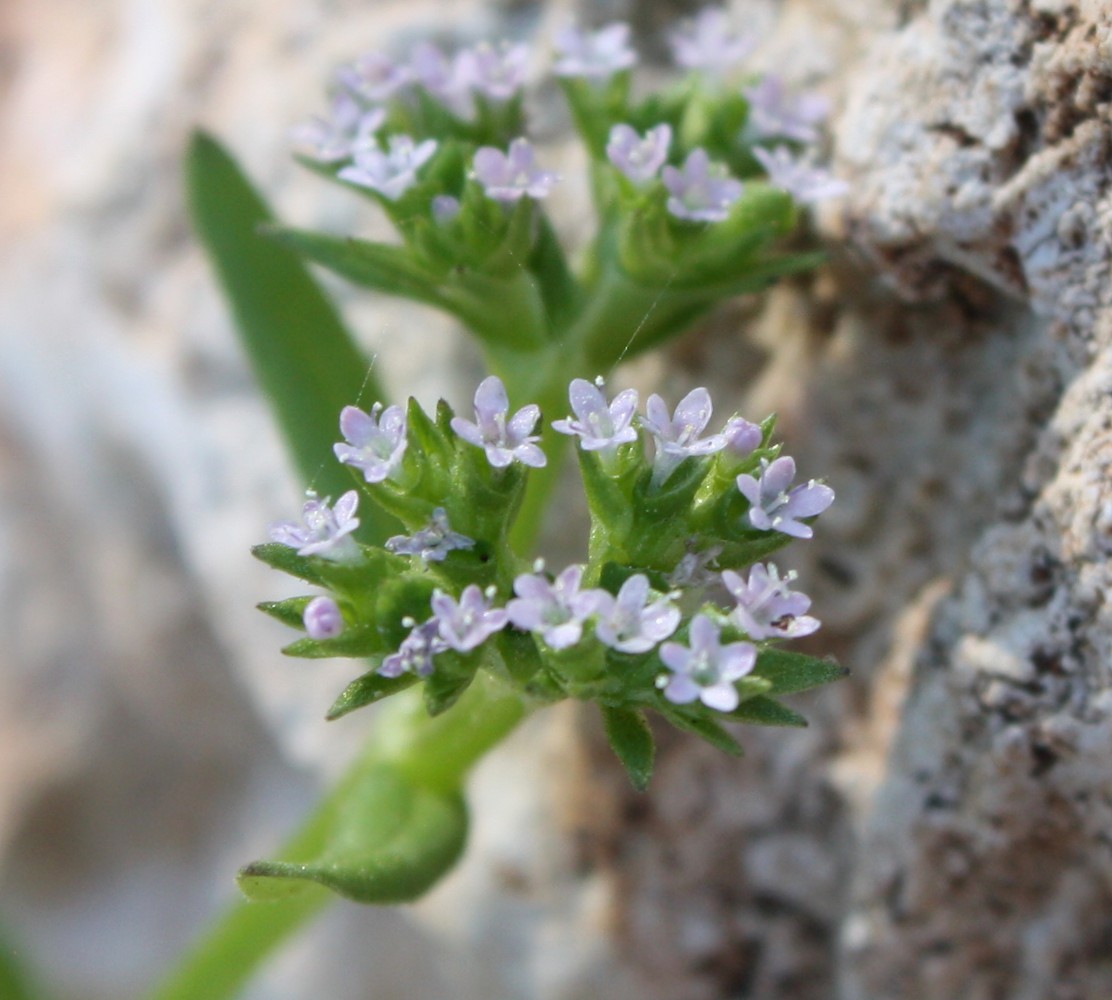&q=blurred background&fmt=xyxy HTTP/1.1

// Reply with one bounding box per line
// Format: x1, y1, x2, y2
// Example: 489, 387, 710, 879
5, 1, 1112, 998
